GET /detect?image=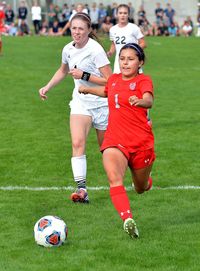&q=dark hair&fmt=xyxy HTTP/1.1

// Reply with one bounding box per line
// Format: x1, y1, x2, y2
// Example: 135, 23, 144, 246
119, 43, 145, 62
117, 4, 130, 15
71, 12, 99, 41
